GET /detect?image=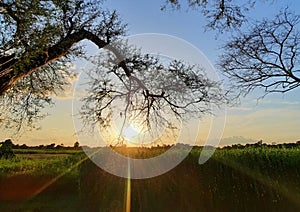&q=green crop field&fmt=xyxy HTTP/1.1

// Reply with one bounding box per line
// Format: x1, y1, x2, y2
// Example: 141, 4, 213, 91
0, 146, 299, 211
